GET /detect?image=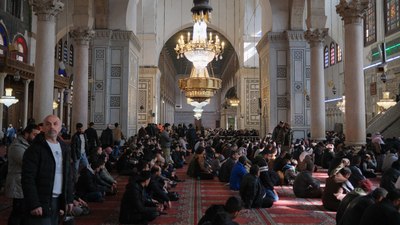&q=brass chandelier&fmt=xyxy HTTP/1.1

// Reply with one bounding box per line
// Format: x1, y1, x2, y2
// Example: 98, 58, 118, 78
175, 0, 224, 103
